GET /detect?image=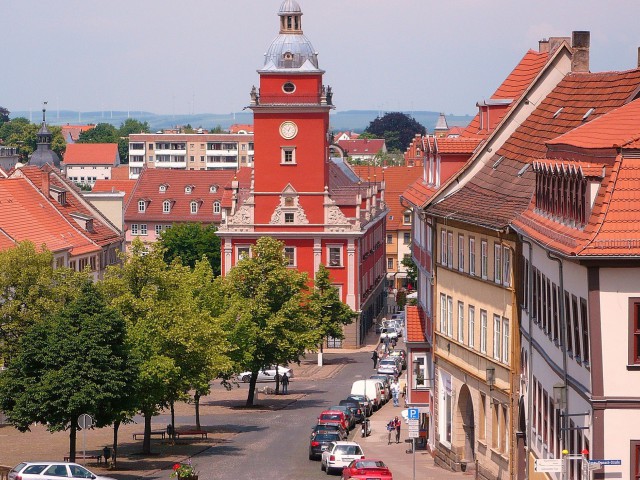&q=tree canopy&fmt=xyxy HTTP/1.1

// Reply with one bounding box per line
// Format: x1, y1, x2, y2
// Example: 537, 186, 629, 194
0, 106, 9, 125
364, 112, 426, 152
0, 118, 66, 161
157, 223, 221, 275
